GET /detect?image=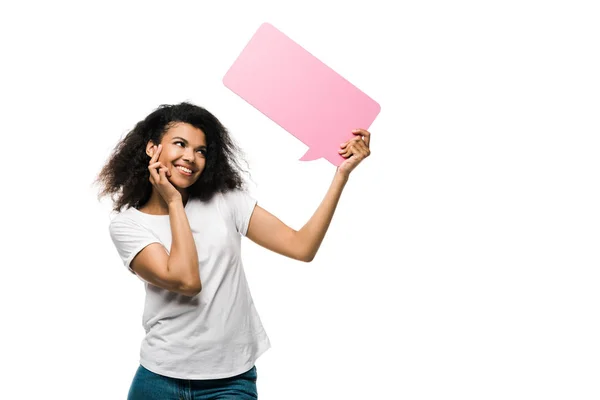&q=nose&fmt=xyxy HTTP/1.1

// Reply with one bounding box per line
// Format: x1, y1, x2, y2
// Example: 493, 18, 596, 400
182, 147, 195, 162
